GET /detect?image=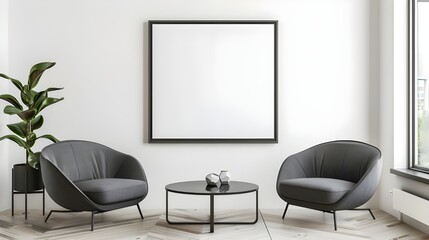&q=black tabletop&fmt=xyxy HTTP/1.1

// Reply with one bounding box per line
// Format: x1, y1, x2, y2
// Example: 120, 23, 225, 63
165, 181, 258, 195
